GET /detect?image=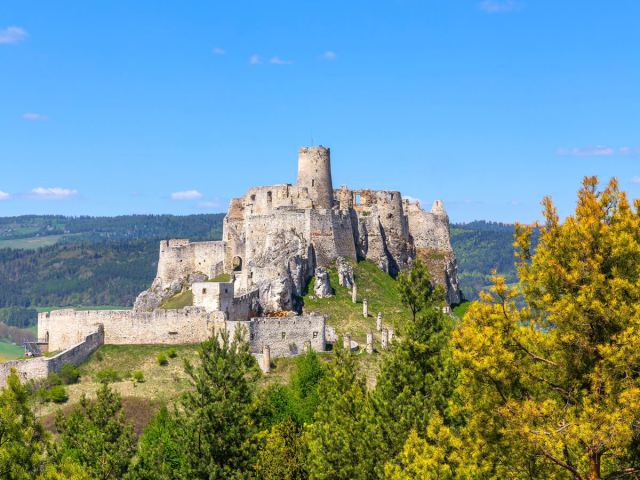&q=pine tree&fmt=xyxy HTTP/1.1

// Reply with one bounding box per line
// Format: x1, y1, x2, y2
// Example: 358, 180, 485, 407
452, 177, 640, 479
0, 370, 49, 479
178, 329, 260, 479
304, 340, 379, 479
55, 383, 137, 480
126, 406, 187, 480
254, 419, 307, 480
